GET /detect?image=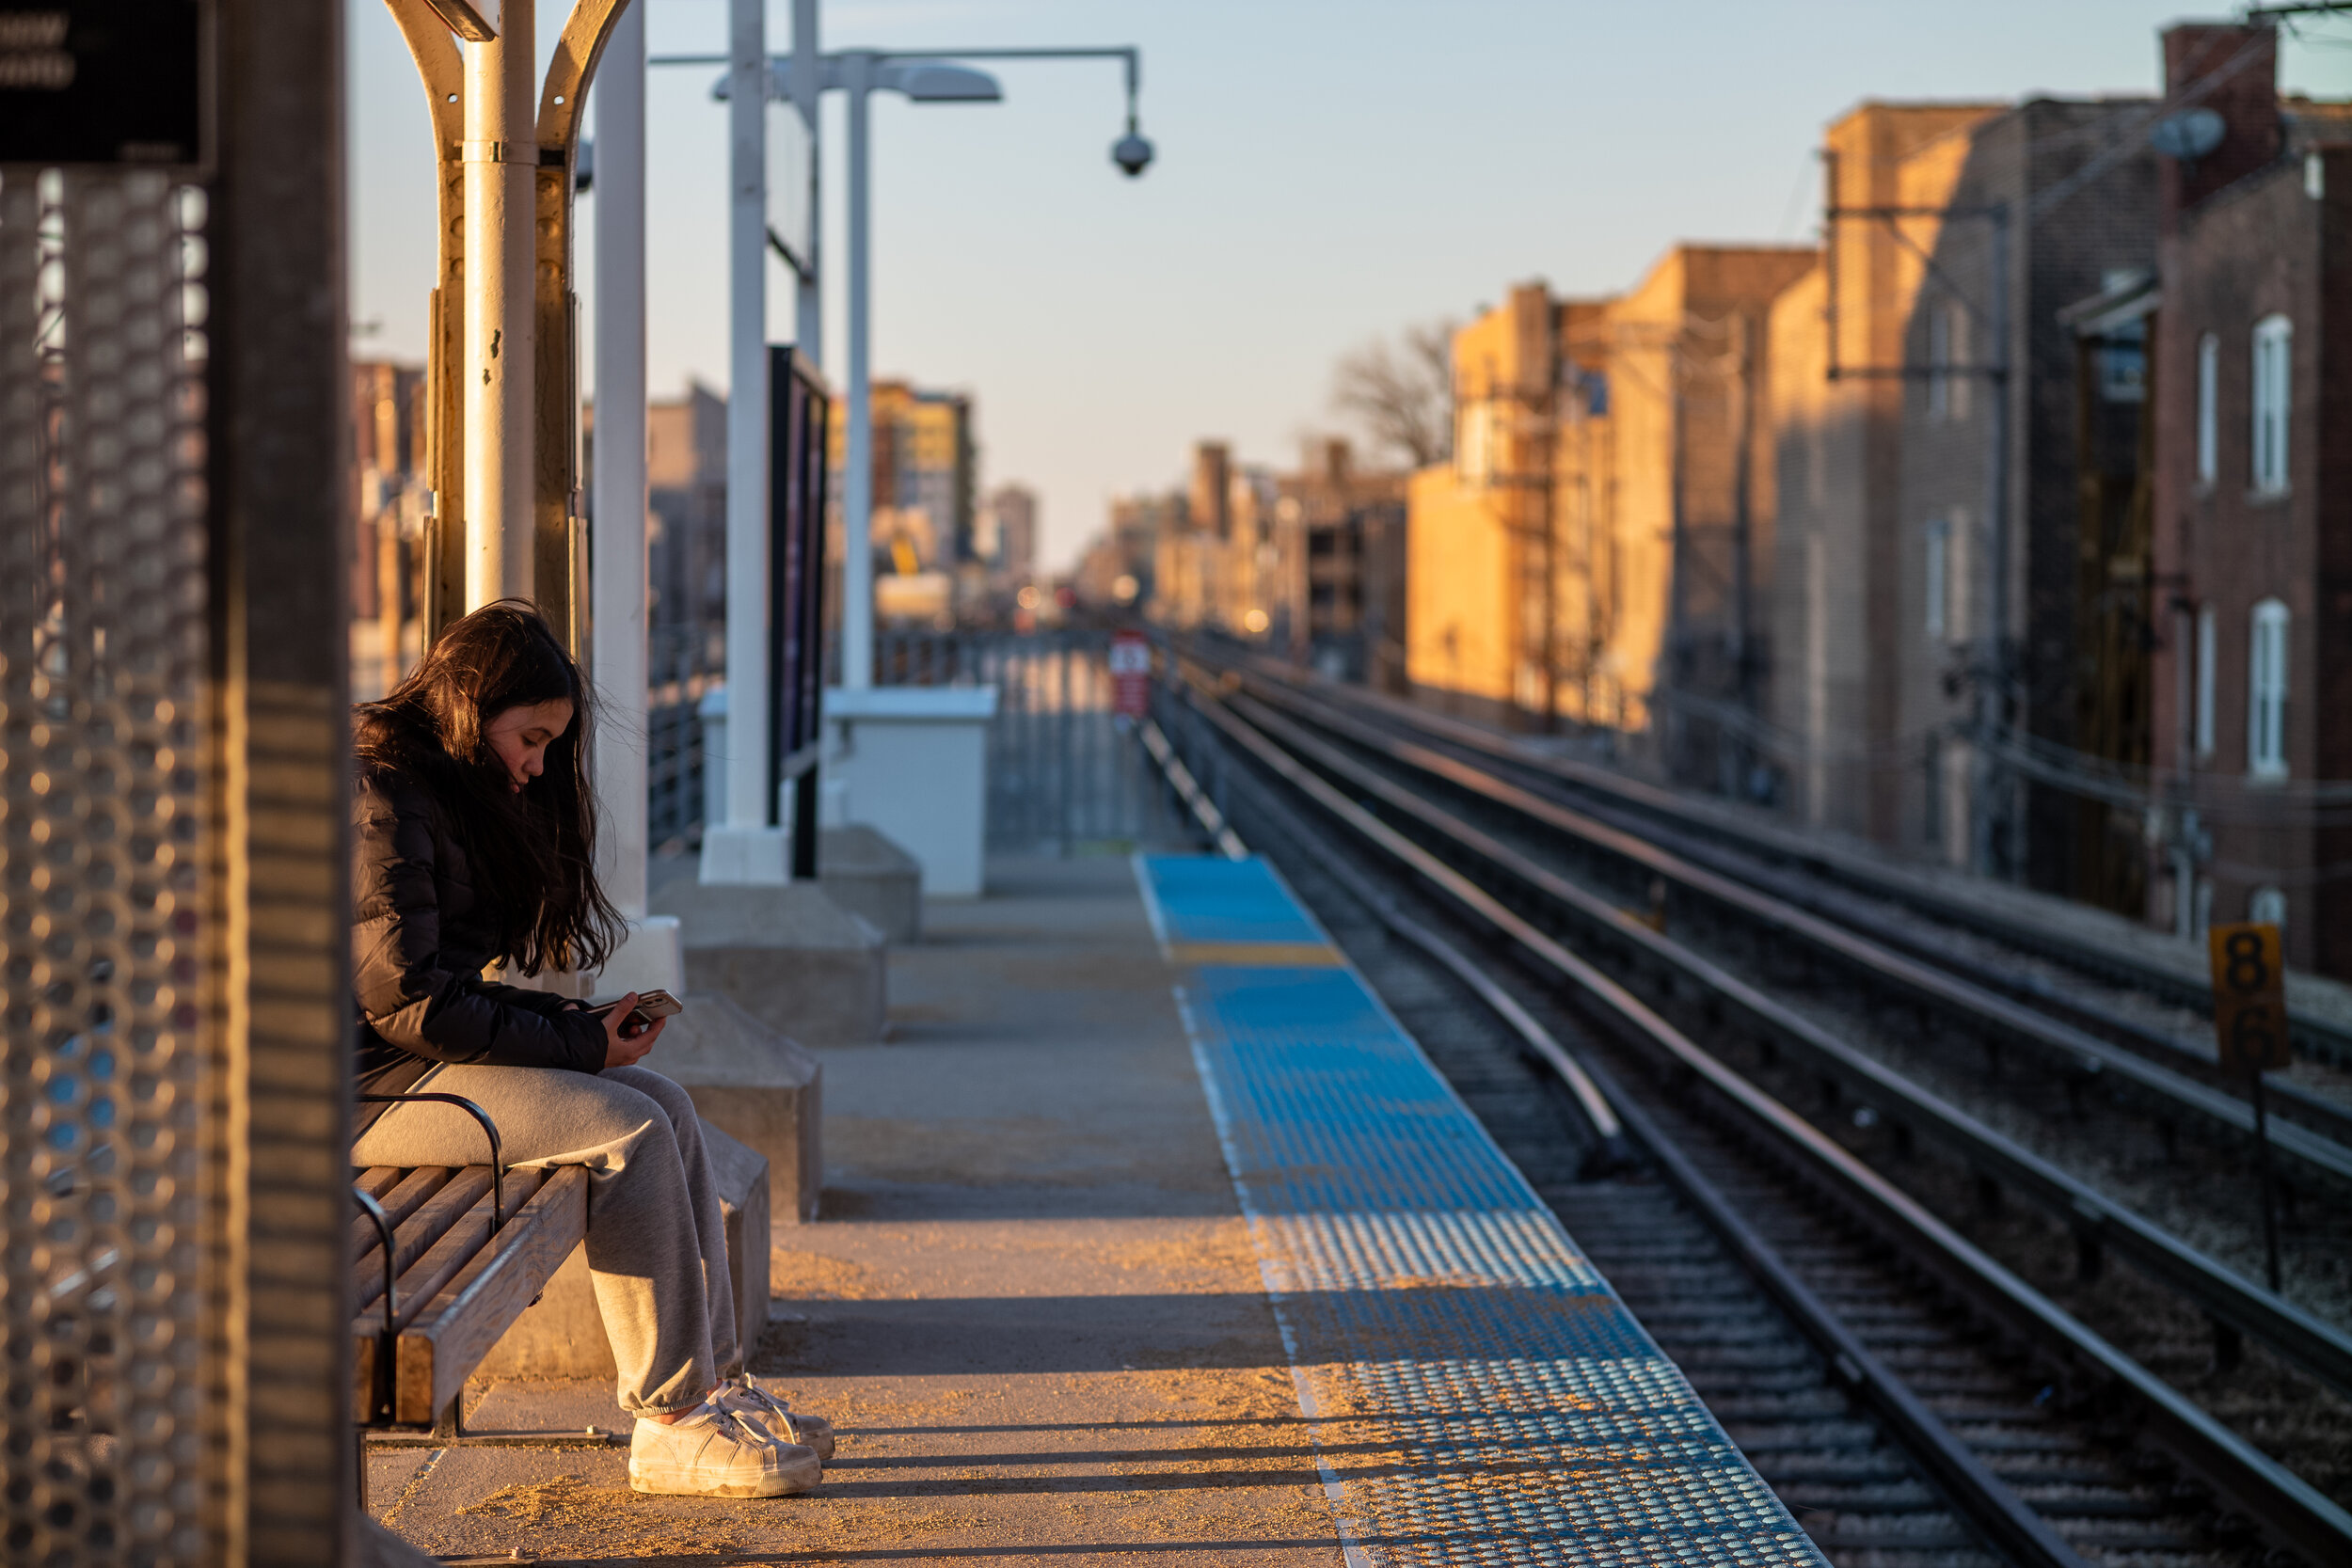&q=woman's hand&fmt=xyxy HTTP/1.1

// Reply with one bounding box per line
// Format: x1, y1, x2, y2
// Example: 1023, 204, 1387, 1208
598, 992, 667, 1069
